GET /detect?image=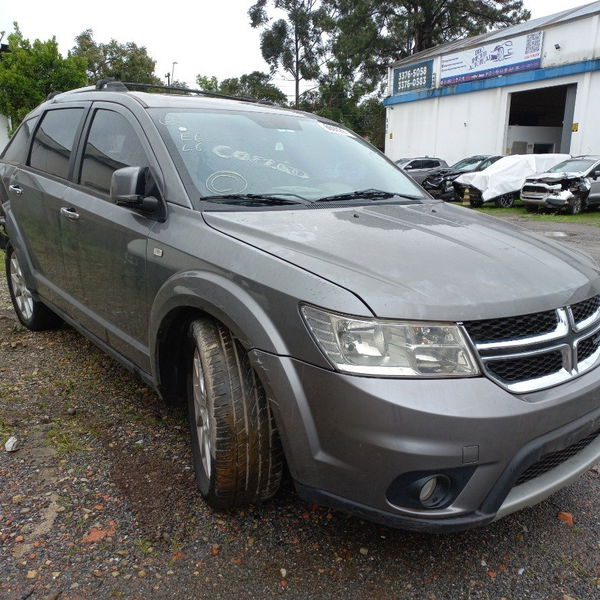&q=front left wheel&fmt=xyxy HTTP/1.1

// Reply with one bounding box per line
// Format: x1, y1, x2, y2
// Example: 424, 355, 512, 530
187, 318, 283, 509
5, 244, 61, 330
